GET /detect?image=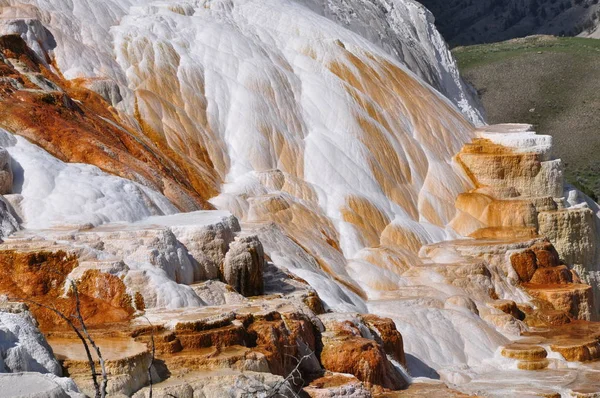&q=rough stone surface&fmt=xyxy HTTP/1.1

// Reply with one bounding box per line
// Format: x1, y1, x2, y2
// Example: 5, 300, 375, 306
304, 374, 371, 398
319, 314, 407, 390
0, 372, 83, 398
0, 305, 61, 375
0, 147, 12, 194
222, 235, 265, 297
538, 208, 597, 268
